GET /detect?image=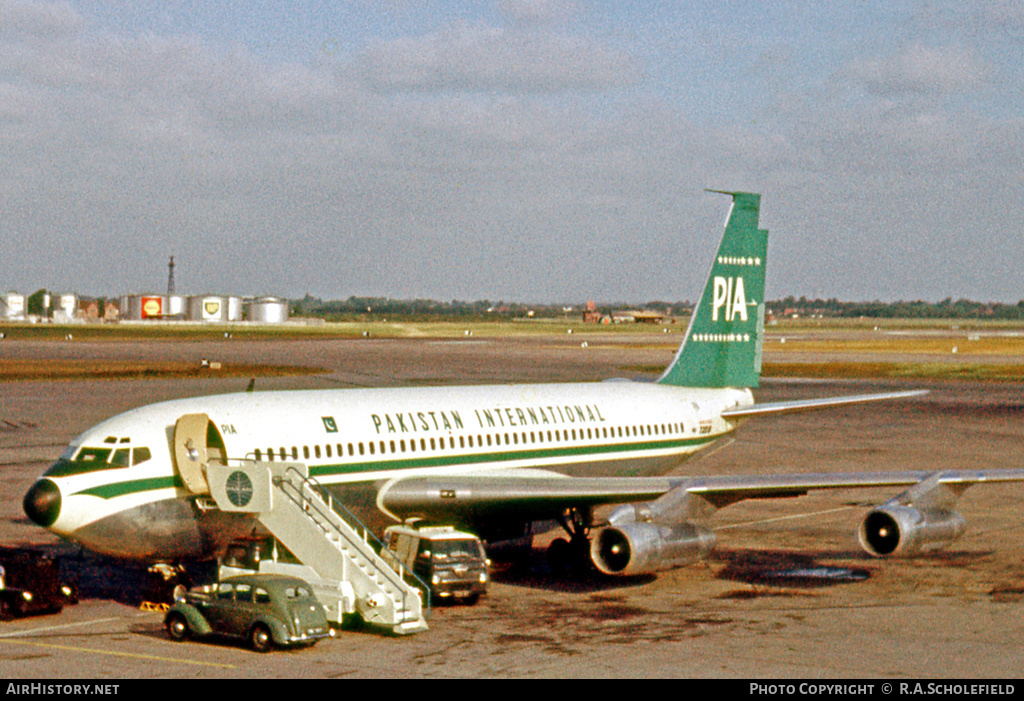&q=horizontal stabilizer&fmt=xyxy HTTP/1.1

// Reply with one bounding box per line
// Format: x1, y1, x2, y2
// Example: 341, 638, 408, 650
721, 390, 929, 419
